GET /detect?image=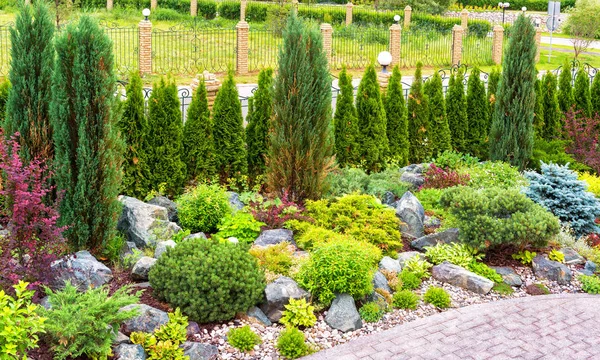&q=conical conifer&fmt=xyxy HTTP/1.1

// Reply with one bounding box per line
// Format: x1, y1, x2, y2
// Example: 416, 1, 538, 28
533, 76, 545, 135
246, 68, 273, 178
487, 67, 501, 132
541, 72, 561, 140
591, 72, 600, 116
574, 68, 591, 117
333, 66, 360, 167
558, 58, 575, 113
446, 70, 468, 152
424, 71, 451, 157
466, 67, 488, 156
0, 81, 9, 121
407, 63, 430, 163
383, 66, 409, 166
